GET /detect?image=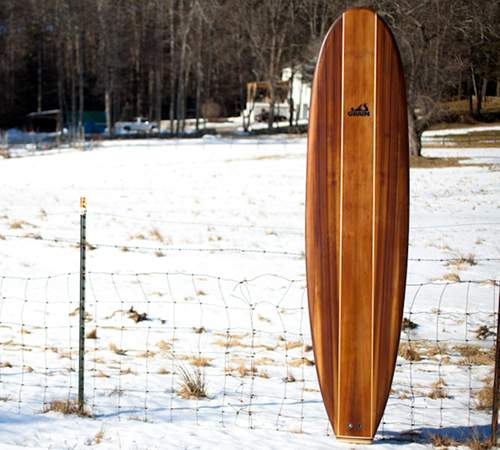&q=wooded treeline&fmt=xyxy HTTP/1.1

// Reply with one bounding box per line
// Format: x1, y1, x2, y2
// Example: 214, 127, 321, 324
0, 0, 499, 153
